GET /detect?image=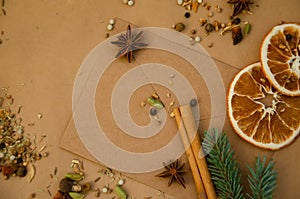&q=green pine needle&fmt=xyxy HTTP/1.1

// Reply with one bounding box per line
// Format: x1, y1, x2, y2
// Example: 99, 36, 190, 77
202, 129, 245, 199
247, 156, 278, 199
